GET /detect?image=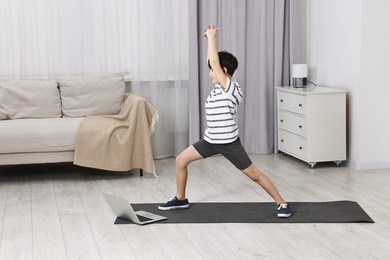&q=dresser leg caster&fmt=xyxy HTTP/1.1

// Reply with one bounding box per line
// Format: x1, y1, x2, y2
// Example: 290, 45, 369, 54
335, 161, 342, 167
309, 162, 316, 168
